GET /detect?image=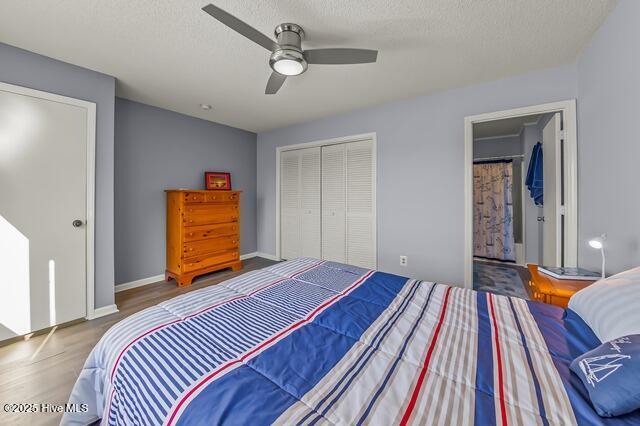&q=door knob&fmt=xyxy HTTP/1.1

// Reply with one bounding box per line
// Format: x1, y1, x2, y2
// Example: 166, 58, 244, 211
72, 219, 84, 228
